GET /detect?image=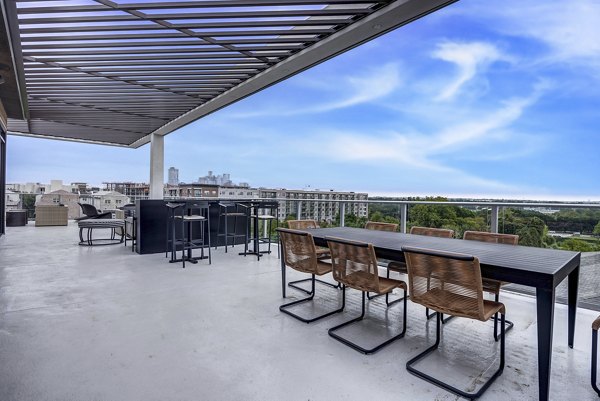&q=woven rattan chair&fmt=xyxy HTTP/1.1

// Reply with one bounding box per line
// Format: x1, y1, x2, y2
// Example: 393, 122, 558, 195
287, 219, 319, 230
277, 228, 344, 323
592, 316, 600, 396
403, 246, 506, 399
363, 220, 400, 302
284, 220, 336, 294
463, 230, 518, 340
365, 221, 398, 232
325, 236, 407, 354
382, 227, 454, 309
